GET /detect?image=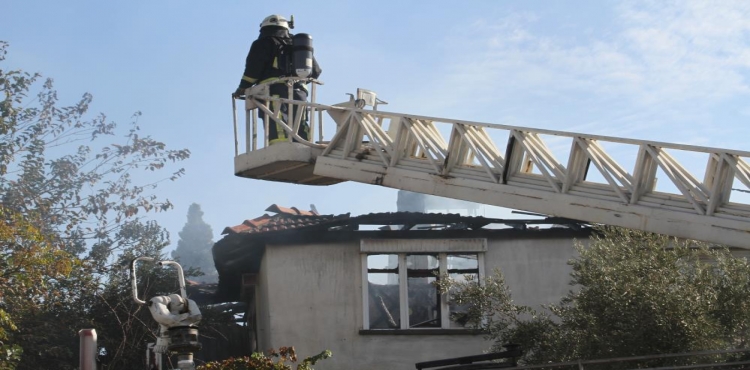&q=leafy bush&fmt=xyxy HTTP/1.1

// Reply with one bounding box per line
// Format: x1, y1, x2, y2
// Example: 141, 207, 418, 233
198, 347, 331, 370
